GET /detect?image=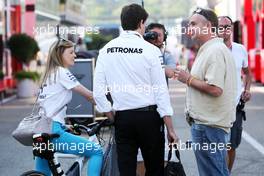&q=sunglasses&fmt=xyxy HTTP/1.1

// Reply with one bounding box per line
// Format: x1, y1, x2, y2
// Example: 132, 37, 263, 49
193, 7, 210, 21
218, 25, 232, 29
55, 37, 72, 47
55, 37, 75, 52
